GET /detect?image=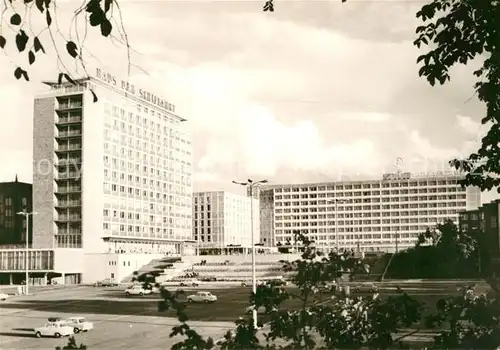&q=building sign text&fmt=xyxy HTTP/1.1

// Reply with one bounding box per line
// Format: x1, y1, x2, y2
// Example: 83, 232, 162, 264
95, 68, 175, 113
